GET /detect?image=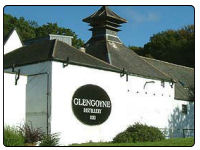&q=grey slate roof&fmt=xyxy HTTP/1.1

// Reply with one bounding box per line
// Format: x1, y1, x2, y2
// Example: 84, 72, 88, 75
107, 42, 173, 81
142, 57, 194, 101
83, 6, 172, 82
85, 37, 172, 81
4, 37, 194, 101
3, 39, 120, 72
